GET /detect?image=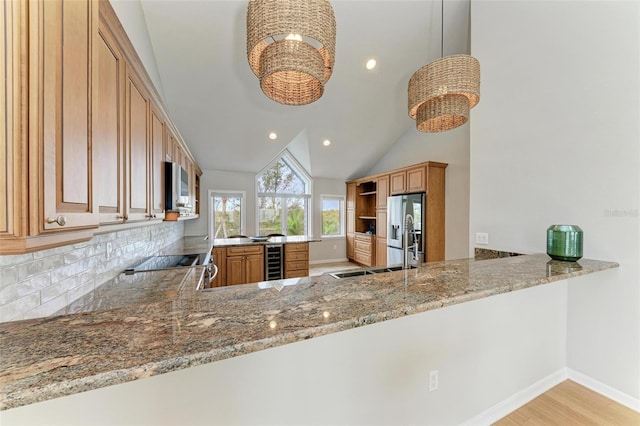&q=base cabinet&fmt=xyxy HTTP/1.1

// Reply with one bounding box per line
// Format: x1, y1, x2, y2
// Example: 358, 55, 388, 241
211, 247, 226, 287
285, 243, 309, 278
354, 233, 375, 267
375, 237, 387, 266
225, 246, 264, 286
